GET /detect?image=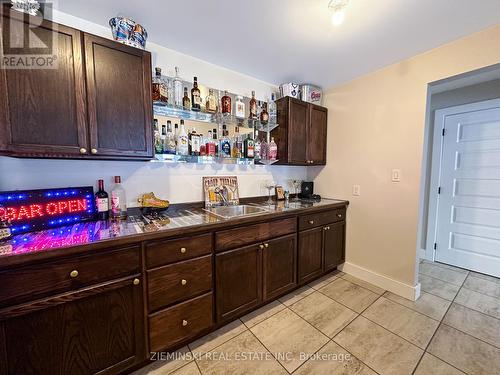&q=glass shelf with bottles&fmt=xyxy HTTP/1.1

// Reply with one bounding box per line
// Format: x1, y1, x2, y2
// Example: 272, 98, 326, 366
152, 154, 254, 165
152, 67, 278, 131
